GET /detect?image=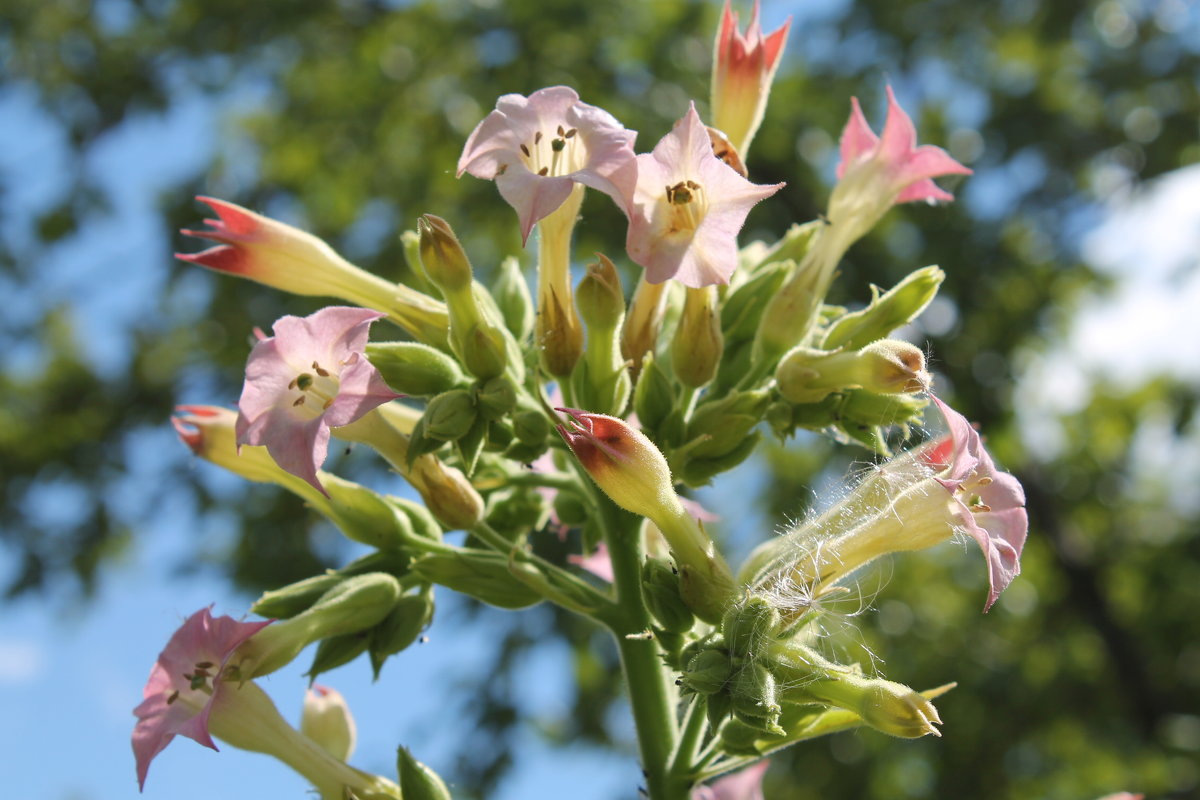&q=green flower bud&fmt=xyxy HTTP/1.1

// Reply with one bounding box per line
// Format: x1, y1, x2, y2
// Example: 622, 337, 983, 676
251, 573, 343, 619
805, 674, 943, 739
365, 342, 465, 396
401, 228, 440, 298
753, 220, 822, 271
369, 593, 434, 678
731, 663, 783, 734
475, 376, 517, 420
552, 490, 588, 526
422, 389, 477, 441
722, 594, 781, 656
408, 454, 484, 530
461, 320, 508, 380
632, 353, 676, 434
492, 256, 534, 342
301, 685, 357, 762
681, 648, 734, 695
677, 431, 762, 487
324, 473, 414, 550
417, 214, 472, 292
539, 283, 583, 377
823, 265, 945, 350
620, 276, 668, 379
397, 747, 452, 800
722, 260, 794, 342
706, 687, 734, 730
672, 285, 723, 388
389, 496, 444, 543
576, 253, 625, 332
245, 573, 402, 678
512, 409, 551, 445
856, 340, 929, 395
685, 390, 770, 460
642, 557, 696, 634
411, 550, 543, 609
